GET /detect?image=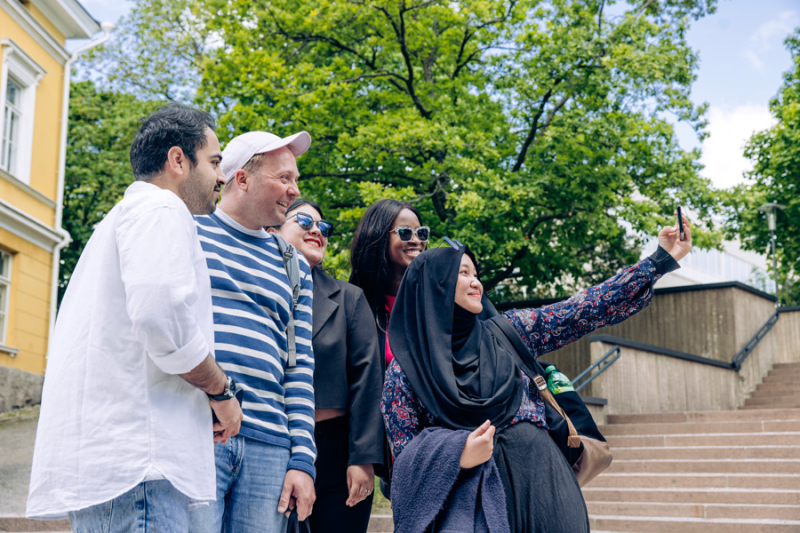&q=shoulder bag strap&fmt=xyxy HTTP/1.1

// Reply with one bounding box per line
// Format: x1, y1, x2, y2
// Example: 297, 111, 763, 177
273, 234, 301, 367
486, 316, 582, 448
